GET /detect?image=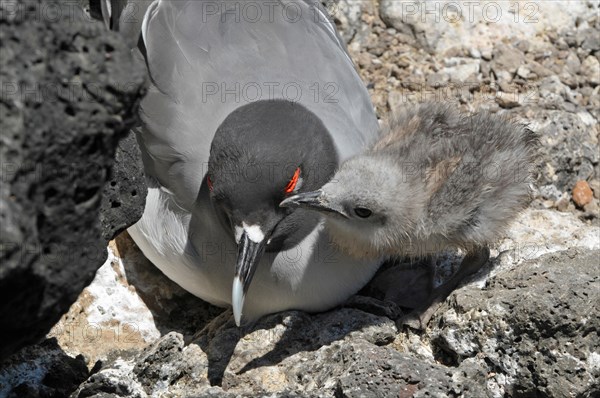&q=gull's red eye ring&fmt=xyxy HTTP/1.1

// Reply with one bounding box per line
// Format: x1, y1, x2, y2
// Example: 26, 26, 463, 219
284, 167, 301, 194
207, 175, 213, 191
